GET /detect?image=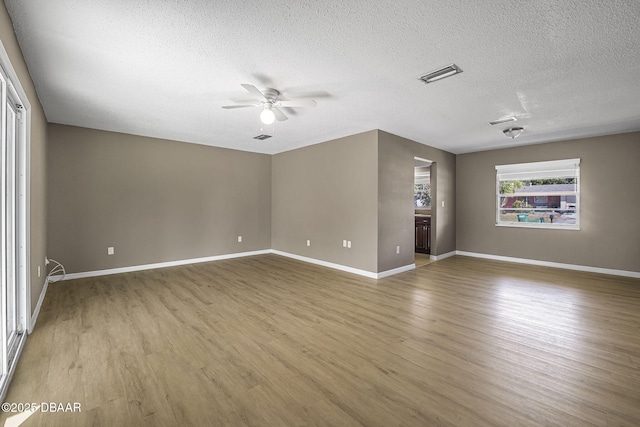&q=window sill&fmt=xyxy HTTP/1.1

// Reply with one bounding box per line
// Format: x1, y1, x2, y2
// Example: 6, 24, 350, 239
495, 222, 580, 231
